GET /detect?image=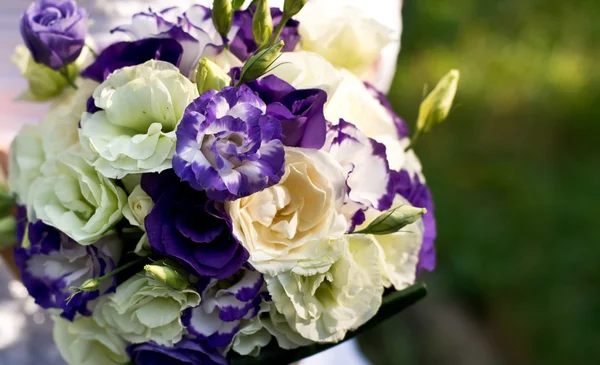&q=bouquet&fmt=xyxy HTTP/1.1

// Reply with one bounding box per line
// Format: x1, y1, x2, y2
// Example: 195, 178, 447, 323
4, 0, 459, 364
